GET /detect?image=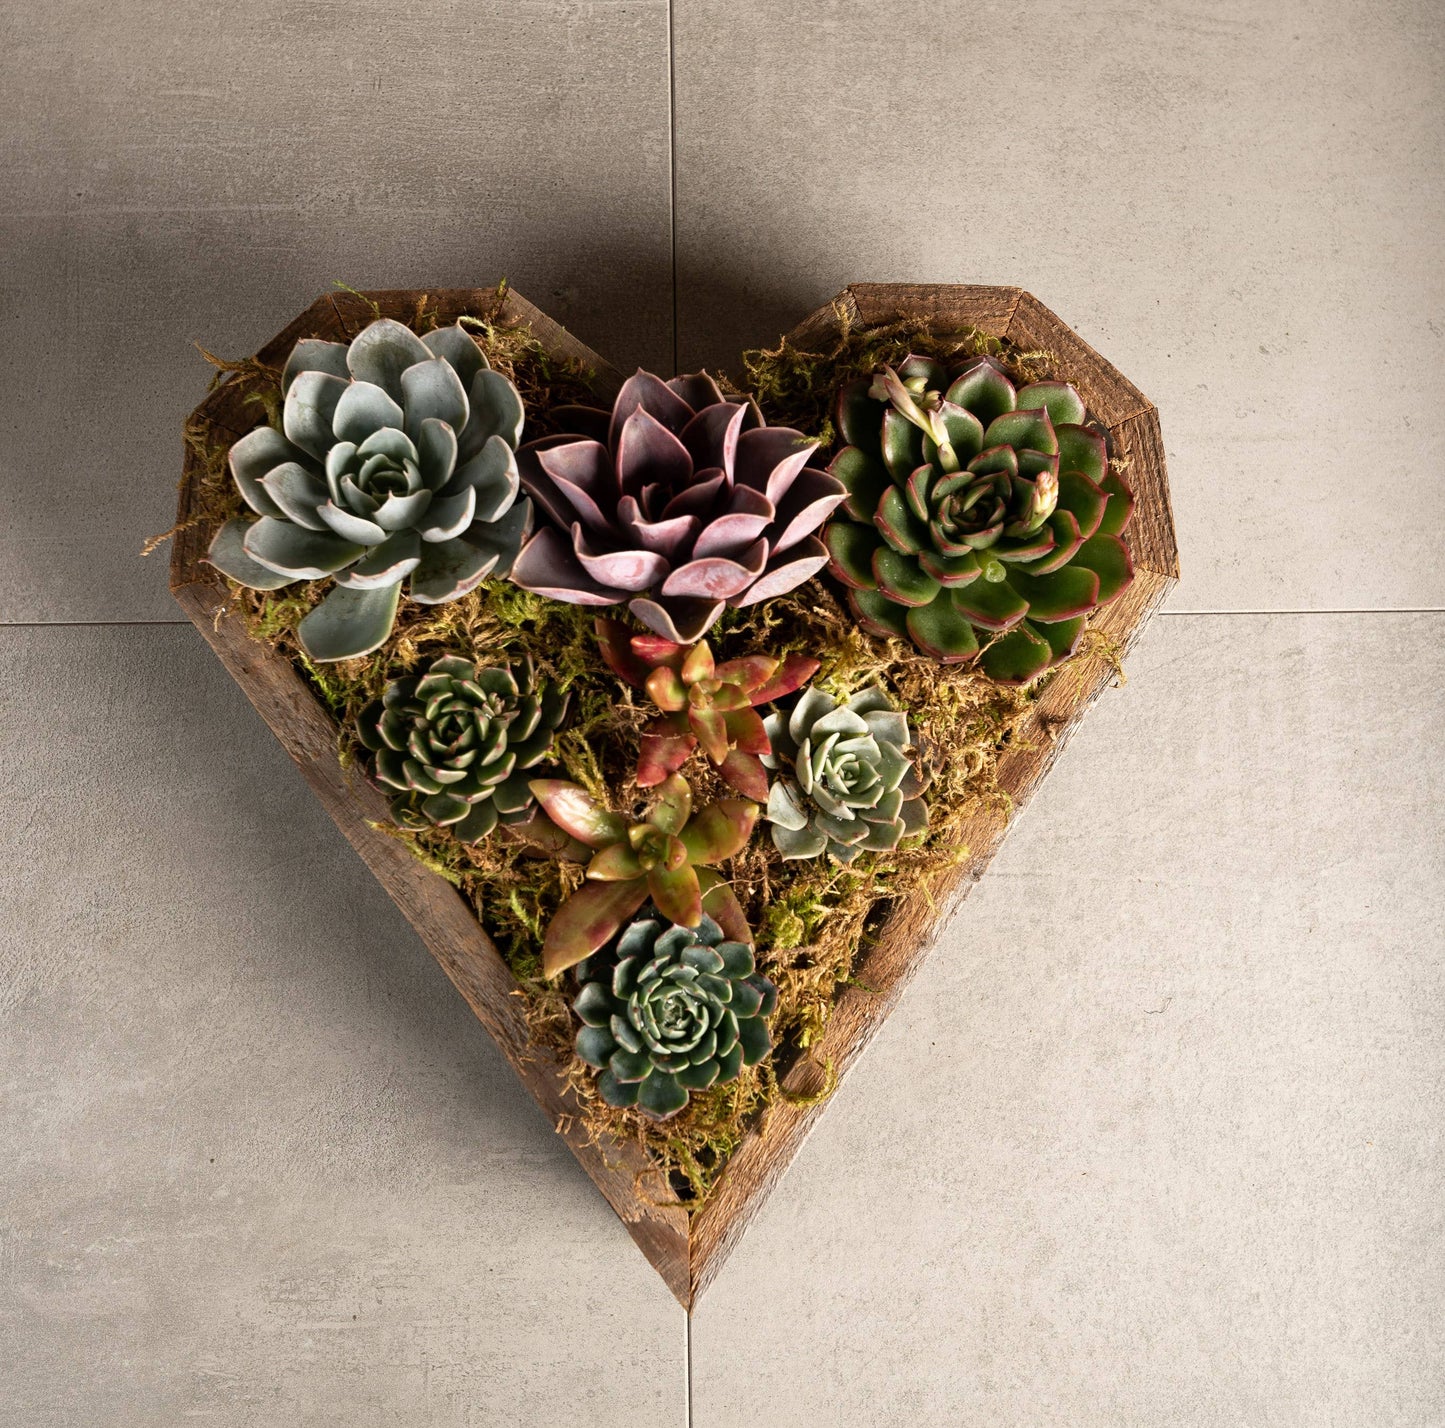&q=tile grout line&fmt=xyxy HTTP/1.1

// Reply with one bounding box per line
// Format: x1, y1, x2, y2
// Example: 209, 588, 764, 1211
666, 0, 679, 374
685, 1309, 693, 1428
